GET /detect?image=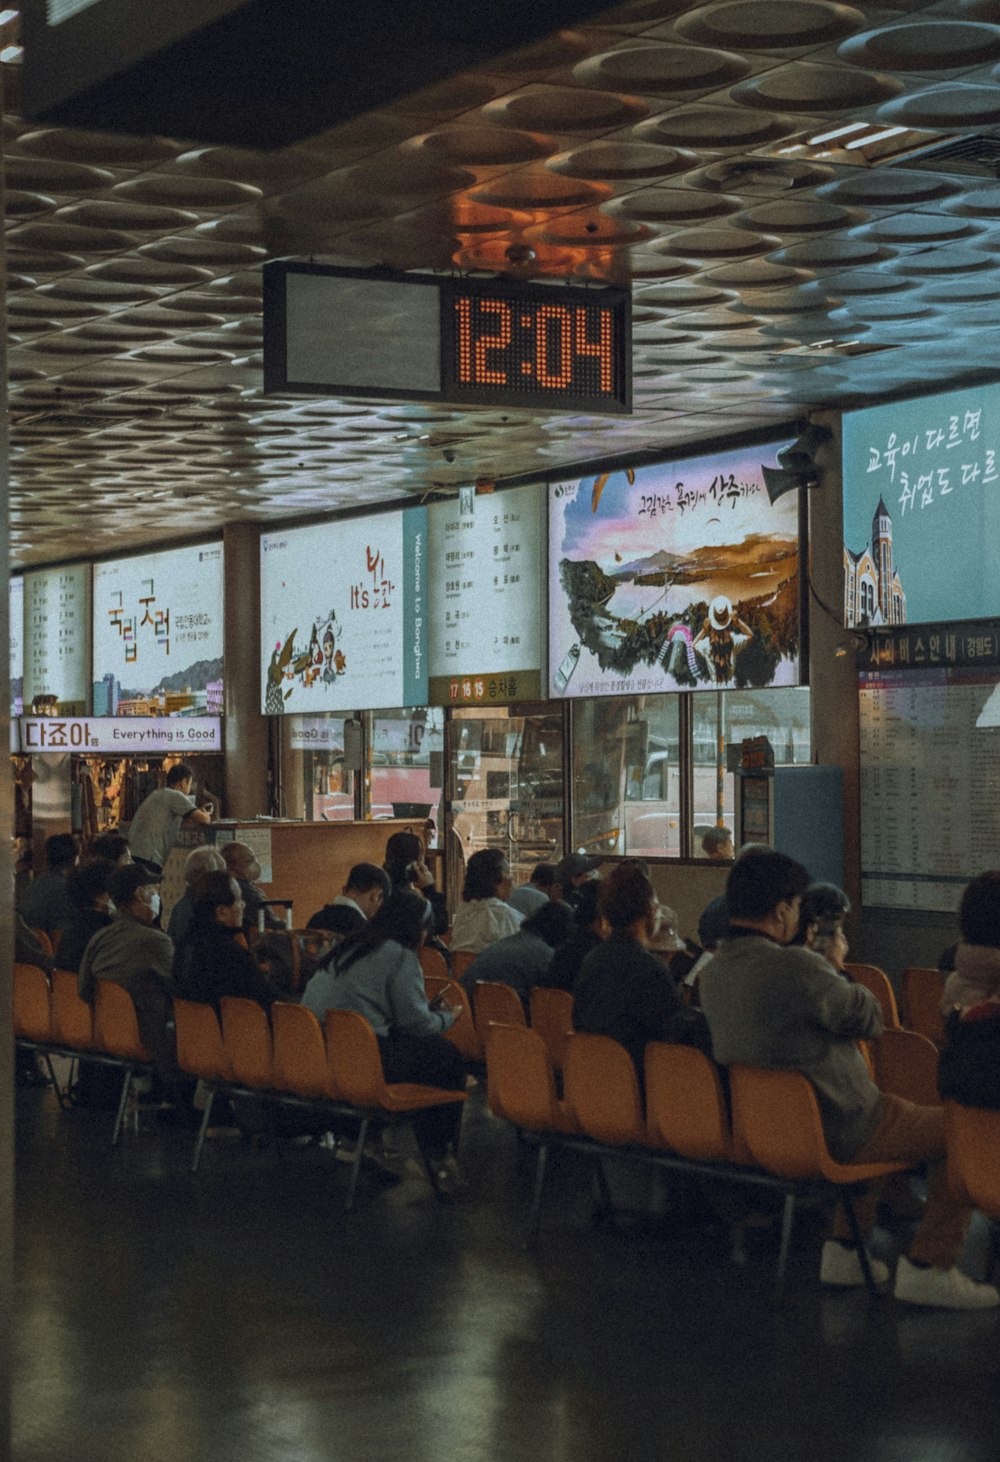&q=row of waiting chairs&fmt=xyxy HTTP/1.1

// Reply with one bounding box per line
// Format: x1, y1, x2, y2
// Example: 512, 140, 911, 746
12, 962, 466, 1210
484, 1023, 1000, 1295
844, 963, 947, 1046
